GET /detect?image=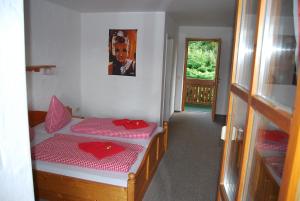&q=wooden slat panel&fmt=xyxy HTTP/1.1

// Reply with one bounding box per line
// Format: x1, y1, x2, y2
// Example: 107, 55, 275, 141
134, 160, 148, 200
147, 139, 159, 183
34, 171, 127, 201
185, 79, 214, 105
38, 189, 96, 201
